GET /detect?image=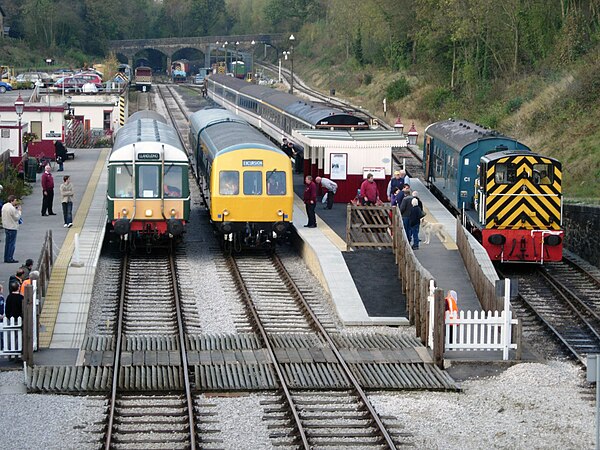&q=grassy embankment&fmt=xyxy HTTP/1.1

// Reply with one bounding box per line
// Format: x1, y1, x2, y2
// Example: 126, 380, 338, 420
292, 46, 600, 202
